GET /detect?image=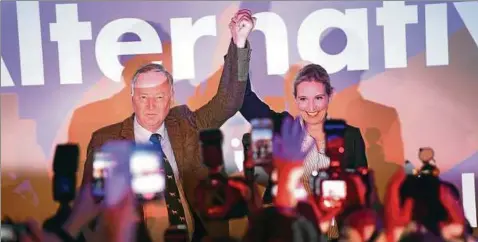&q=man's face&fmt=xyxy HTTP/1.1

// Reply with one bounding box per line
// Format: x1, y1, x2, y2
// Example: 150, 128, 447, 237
295, 81, 330, 126
132, 71, 173, 132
